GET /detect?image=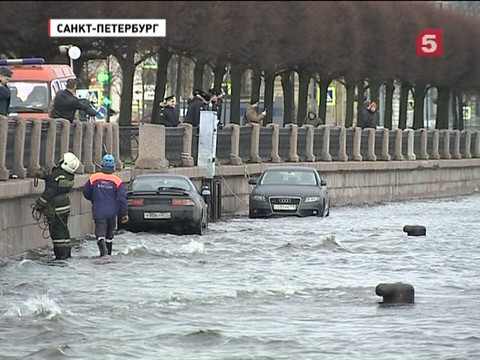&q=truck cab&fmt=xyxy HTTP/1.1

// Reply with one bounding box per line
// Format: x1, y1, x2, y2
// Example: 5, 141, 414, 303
3, 58, 76, 120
